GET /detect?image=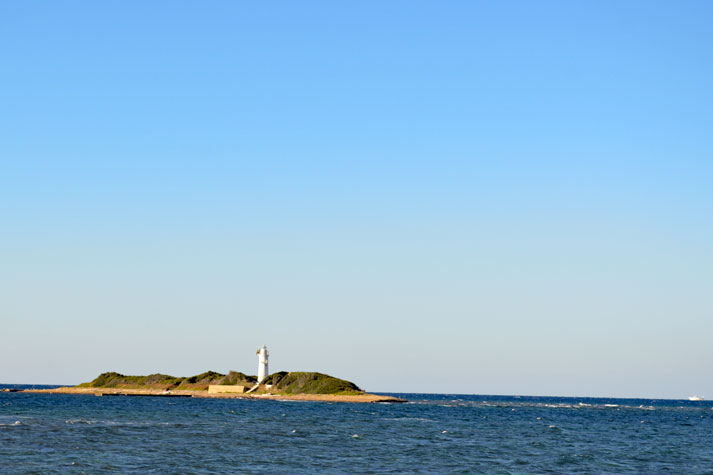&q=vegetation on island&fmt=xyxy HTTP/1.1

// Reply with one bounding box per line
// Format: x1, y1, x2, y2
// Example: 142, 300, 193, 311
78, 371, 257, 391
265, 372, 362, 395
78, 370, 363, 395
